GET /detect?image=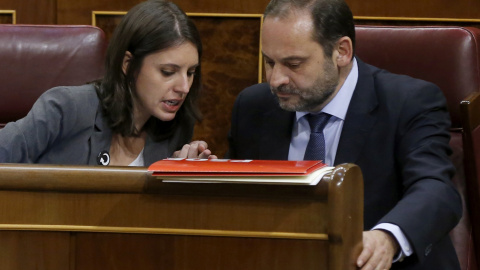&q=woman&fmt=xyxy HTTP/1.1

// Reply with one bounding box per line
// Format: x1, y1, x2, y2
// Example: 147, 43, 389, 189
0, 0, 215, 166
